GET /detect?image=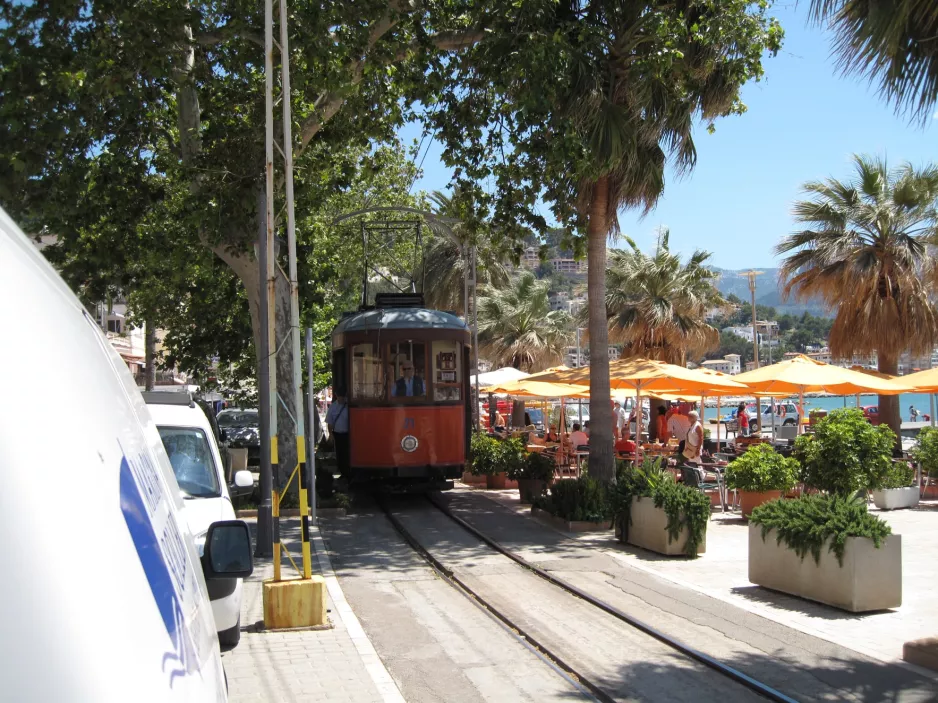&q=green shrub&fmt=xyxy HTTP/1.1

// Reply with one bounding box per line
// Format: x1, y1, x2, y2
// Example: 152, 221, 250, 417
749, 493, 892, 566
507, 450, 555, 482
612, 458, 710, 557
877, 462, 915, 490
725, 444, 799, 493
794, 408, 894, 495
534, 477, 611, 522
911, 426, 938, 478
470, 433, 525, 476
